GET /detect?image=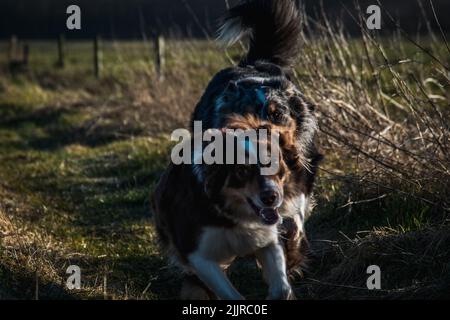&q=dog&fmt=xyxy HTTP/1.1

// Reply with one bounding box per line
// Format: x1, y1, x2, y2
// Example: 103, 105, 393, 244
153, 0, 323, 300
153, 114, 302, 300
191, 0, 323, 277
